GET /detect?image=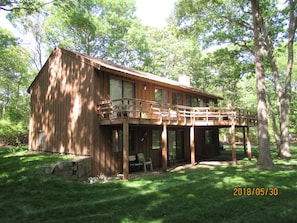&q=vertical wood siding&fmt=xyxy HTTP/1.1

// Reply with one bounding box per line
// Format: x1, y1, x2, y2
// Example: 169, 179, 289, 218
29, 48, 222, 176
29, 48, 95, 157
